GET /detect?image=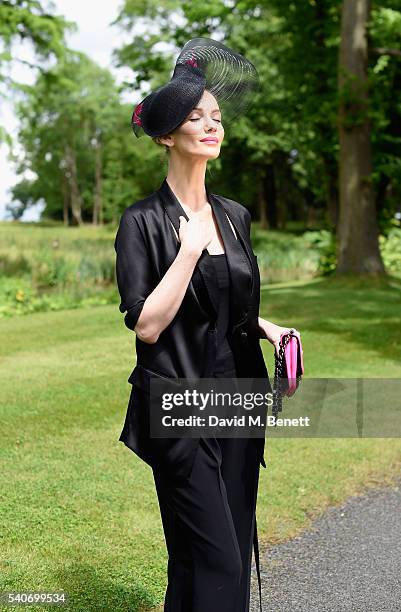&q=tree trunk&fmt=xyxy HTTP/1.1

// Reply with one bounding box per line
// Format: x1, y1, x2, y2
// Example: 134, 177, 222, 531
337, 0, 385, 274
65, 144, 83, 226
62, 171, 69, 226
265, 164, 278, 229
92, 141, 103, 225
326, 169, 339, 229
257, 173, 268, 230
306, 206, 318, 227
